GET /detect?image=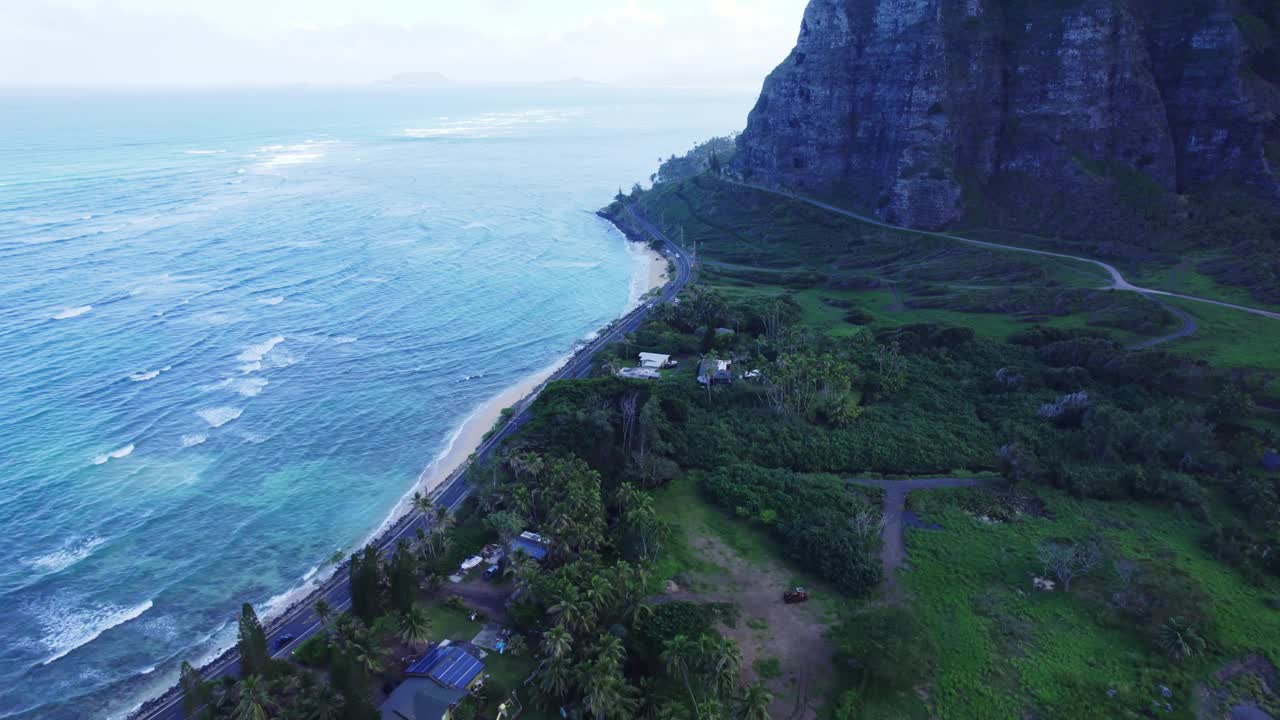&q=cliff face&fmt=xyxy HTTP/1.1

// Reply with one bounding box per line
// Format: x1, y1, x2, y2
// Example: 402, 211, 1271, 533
735, 0, 1280, 231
